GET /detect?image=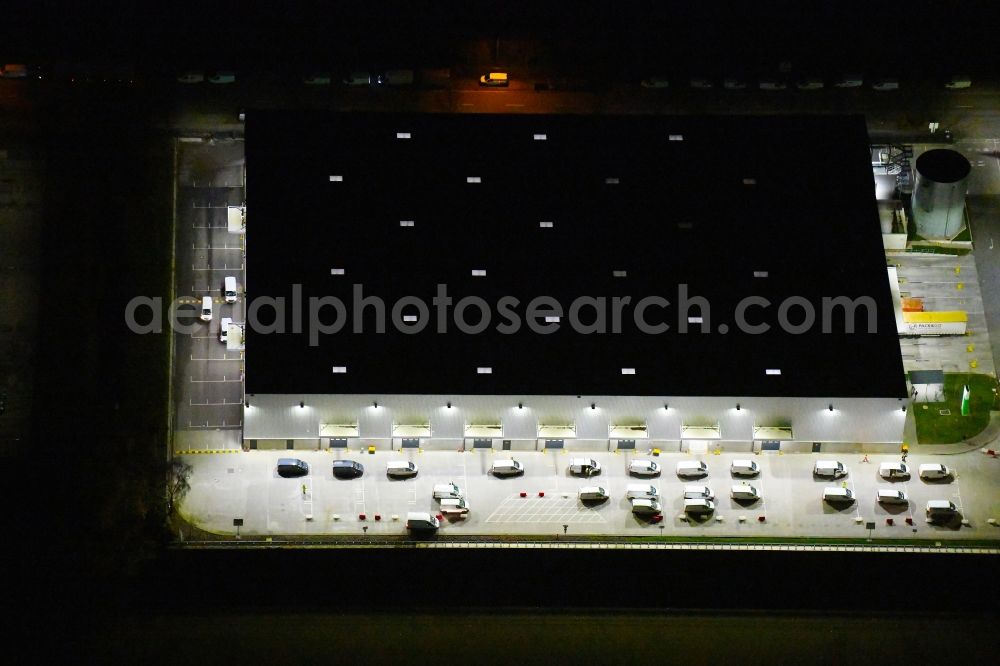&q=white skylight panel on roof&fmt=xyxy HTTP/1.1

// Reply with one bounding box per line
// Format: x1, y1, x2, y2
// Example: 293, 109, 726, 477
533, 133, 547, 140
467, 176, 482, 183
329, 175, 343, 182
668, 134, 684, 141
605, 177, 620, 184
612, 270, 627, 277
765, 368, 782, 376
753, 271, 768, 278
621, 368, 636, 375
396, 132, 411, 139
400, 220, 415, 227
332, 366, 347, 373
539, 221, 554, 228
477, 367, 493, 374
330, 268, 345, 275
471, 269, 487, 277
